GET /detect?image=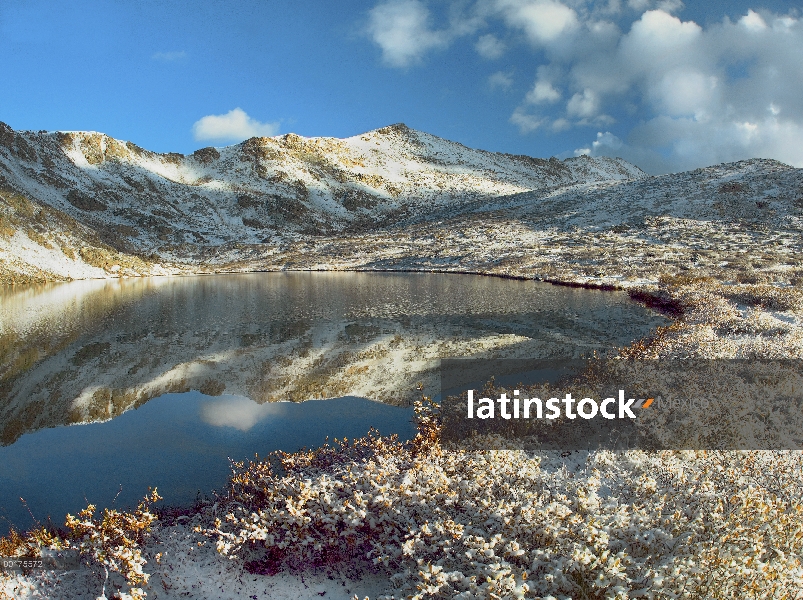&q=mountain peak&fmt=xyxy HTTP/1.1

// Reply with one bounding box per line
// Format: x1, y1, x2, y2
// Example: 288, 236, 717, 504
0, 120, 653, 278
374, 123, 412, 135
